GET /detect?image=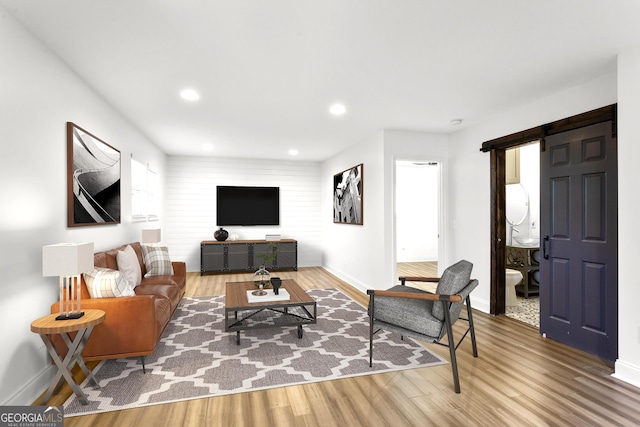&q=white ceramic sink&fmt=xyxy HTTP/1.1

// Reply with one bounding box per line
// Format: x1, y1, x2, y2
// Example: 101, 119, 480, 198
512, 236, 540, 247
